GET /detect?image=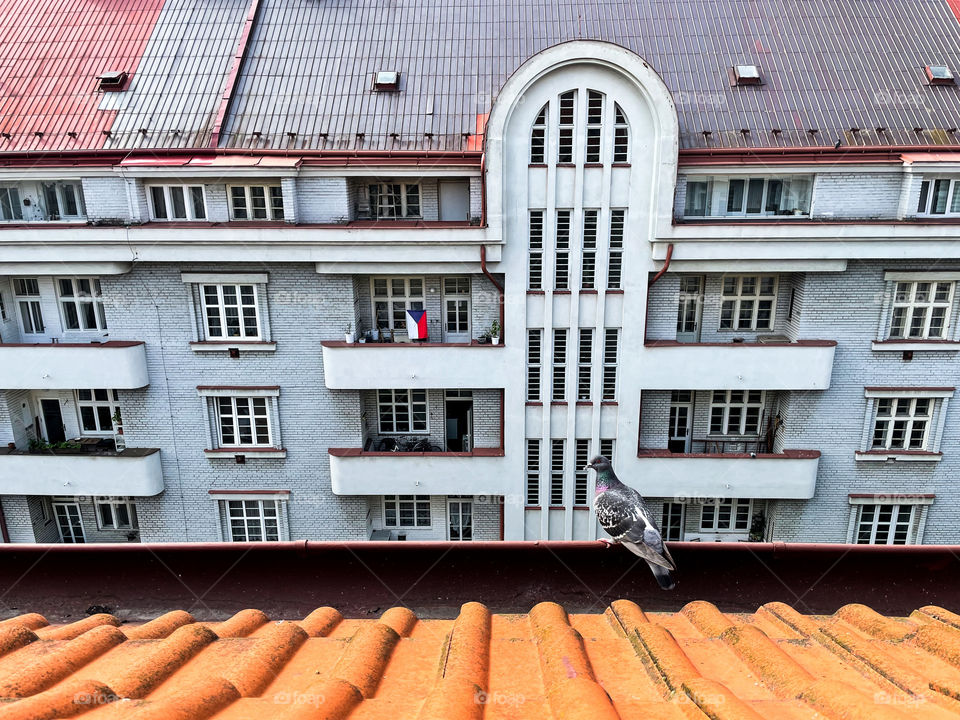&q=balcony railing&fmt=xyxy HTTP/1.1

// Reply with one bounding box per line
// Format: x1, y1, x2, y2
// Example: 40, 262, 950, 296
321, 340, 507, 390
639, 339, 836, 390
0, 447, 163, 496
0, 341, 149, 389
633, 448, 820, 499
